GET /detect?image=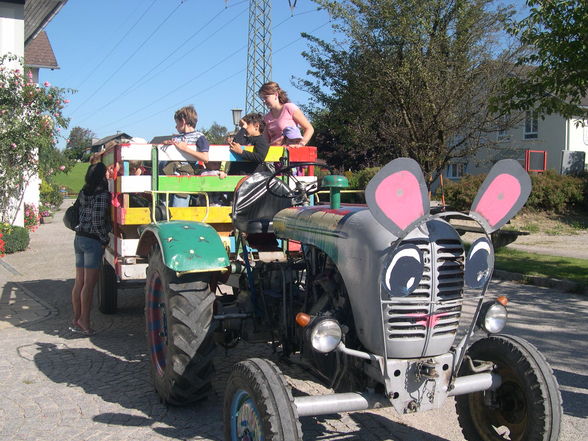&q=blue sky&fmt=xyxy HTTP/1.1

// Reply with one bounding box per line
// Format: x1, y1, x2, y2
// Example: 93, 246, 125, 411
42, 0, 333, 147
